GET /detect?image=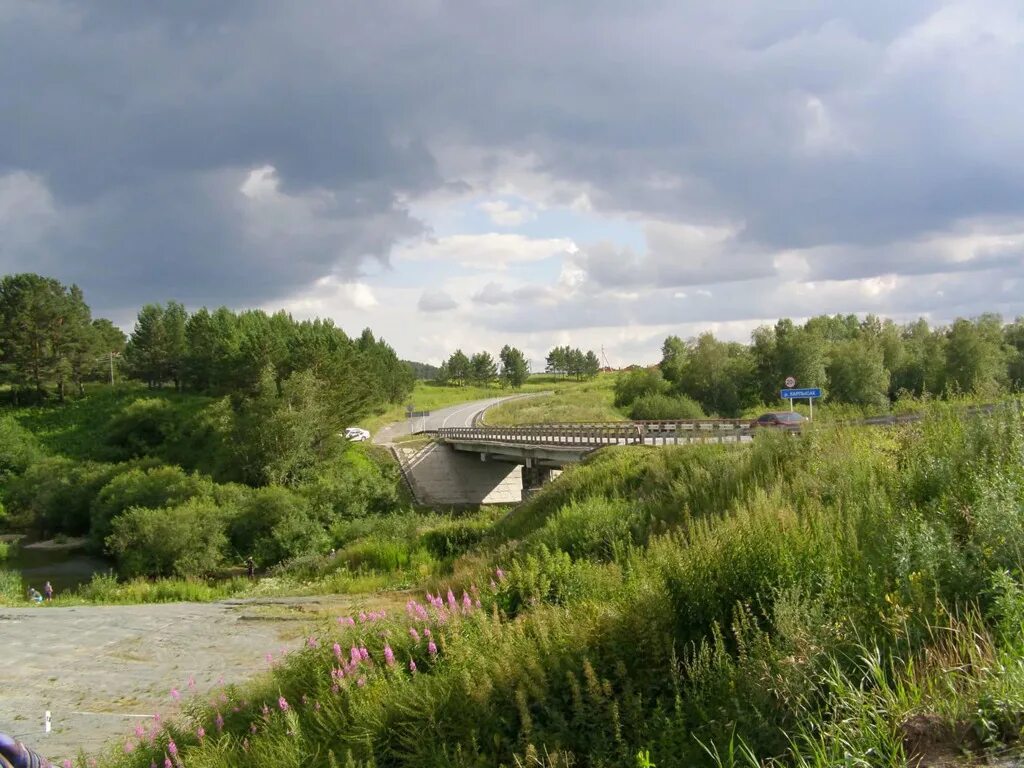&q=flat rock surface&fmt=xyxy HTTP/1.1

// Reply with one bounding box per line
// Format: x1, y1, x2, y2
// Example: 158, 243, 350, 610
0, 596, 374, 762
